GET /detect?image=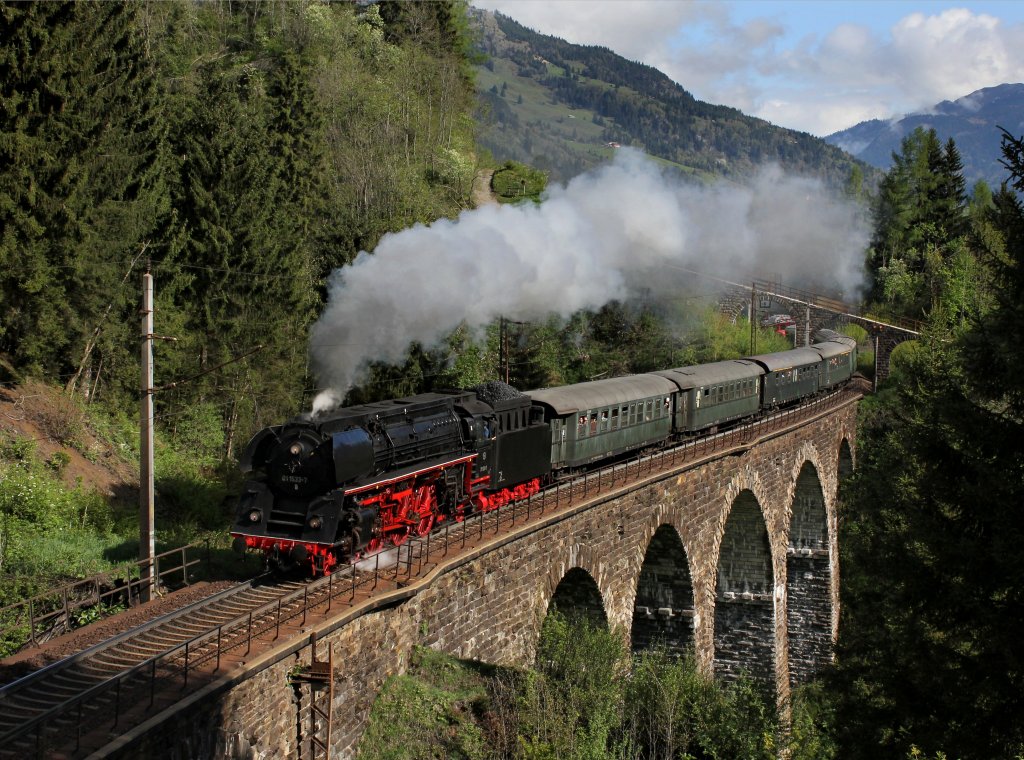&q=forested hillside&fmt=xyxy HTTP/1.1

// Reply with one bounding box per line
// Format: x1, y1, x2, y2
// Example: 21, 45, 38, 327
0, 0, 478, 445
0, 0, 481, 598
472, 10, 872, 186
